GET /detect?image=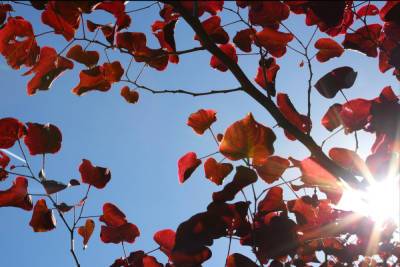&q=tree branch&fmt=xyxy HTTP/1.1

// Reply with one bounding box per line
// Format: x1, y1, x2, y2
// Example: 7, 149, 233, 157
168, 1, 362, 188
